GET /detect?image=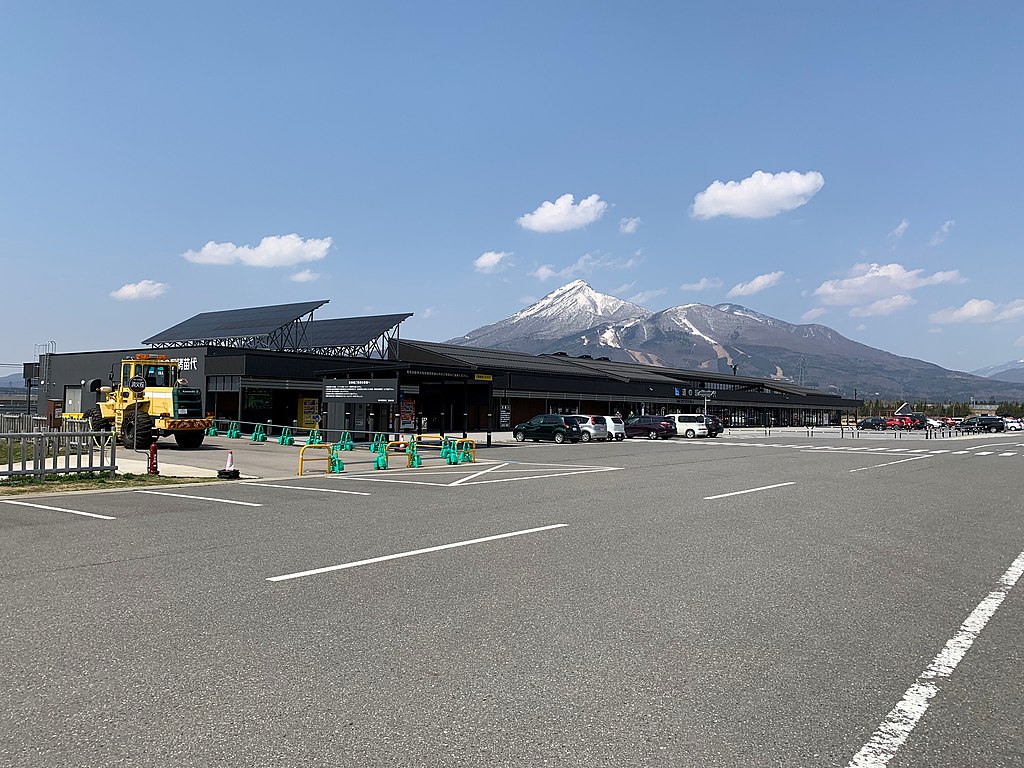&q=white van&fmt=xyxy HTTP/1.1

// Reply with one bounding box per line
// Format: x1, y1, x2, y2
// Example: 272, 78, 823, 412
664, 413, 709, 438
